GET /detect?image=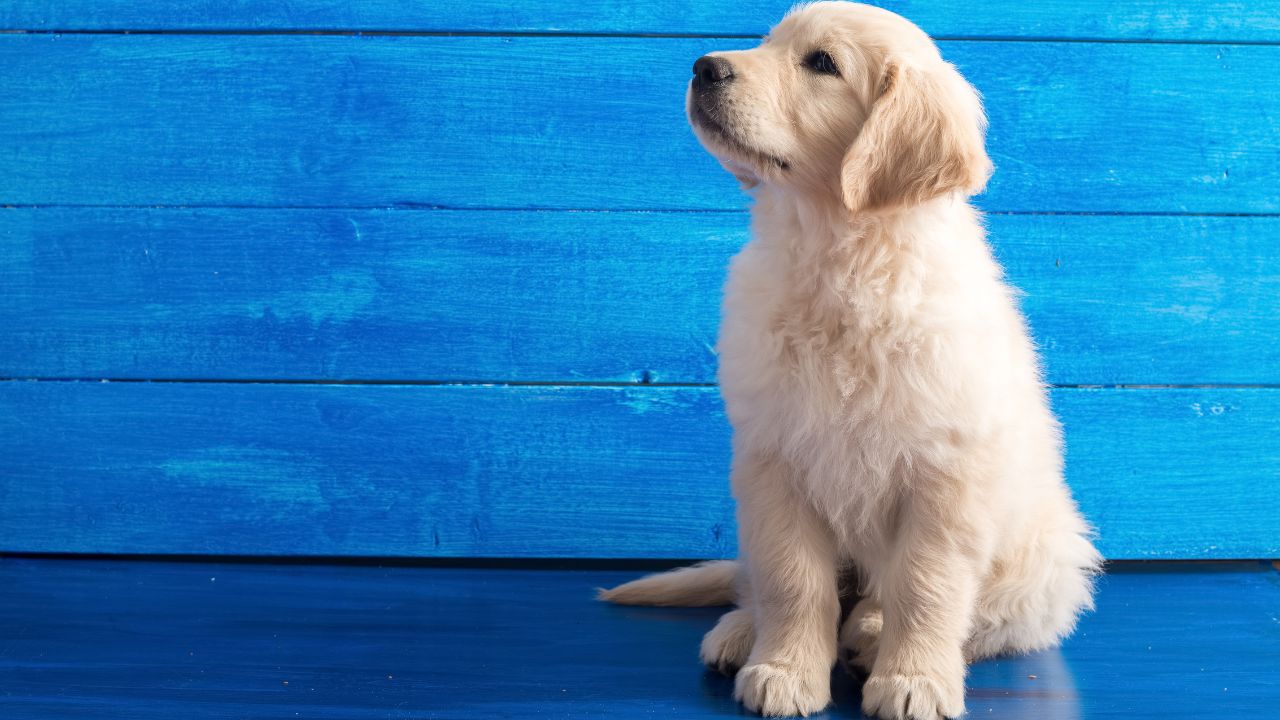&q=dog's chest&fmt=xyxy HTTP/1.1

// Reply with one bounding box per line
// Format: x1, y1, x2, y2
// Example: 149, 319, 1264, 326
717, 240, 911, 506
